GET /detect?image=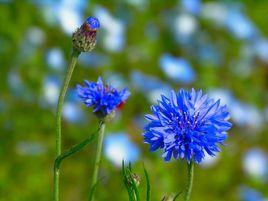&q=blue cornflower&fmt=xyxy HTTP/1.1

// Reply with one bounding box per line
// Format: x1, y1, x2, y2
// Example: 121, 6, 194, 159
77, 77, 130, 118
143, 89, 232, 163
